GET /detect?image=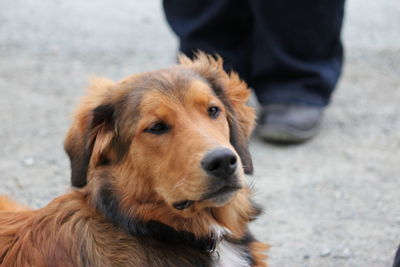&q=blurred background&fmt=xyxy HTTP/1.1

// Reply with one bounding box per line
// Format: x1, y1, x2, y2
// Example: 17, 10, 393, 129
0, 0, 399, 266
